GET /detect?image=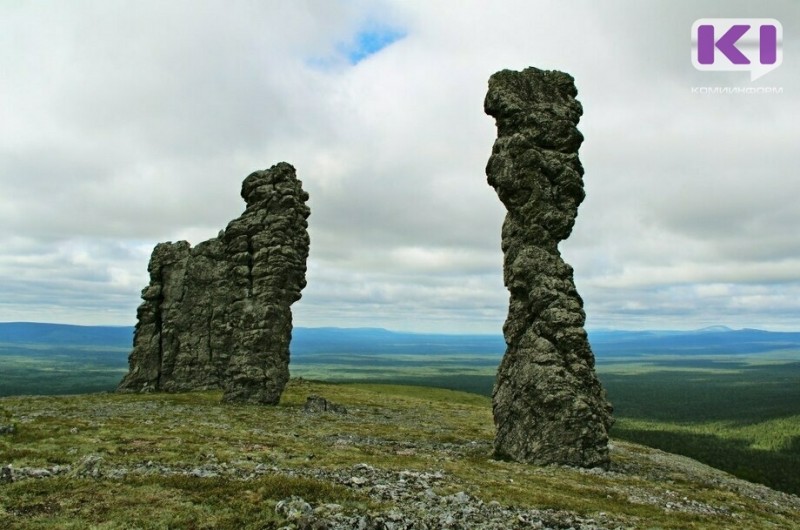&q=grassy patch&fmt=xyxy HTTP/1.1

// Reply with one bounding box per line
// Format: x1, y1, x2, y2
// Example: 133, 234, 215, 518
0, 474, 367, 529
2, 381, 799, 529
